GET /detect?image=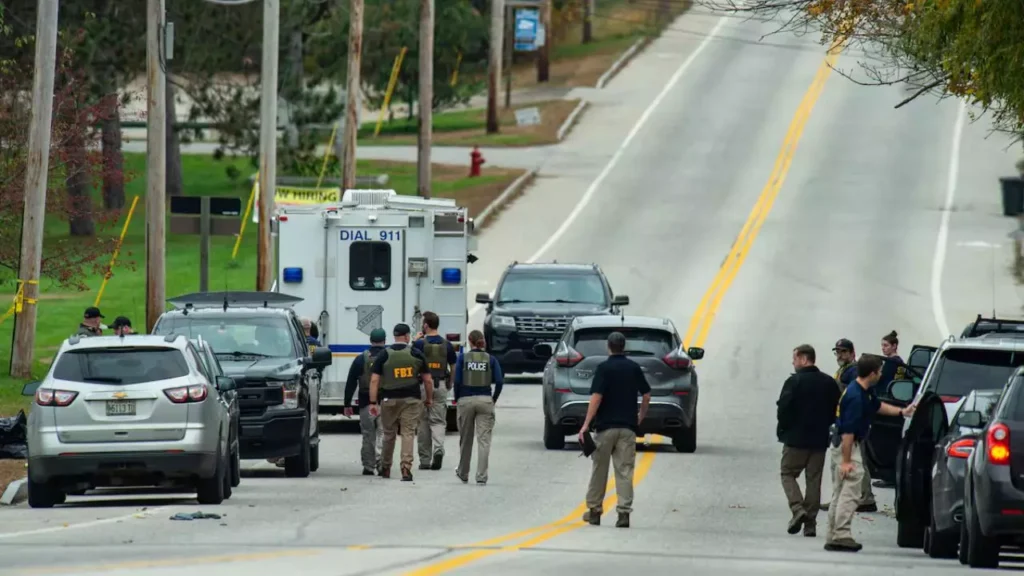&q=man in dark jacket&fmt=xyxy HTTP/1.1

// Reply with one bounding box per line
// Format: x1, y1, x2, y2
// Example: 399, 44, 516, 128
777, 344, 841, 538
